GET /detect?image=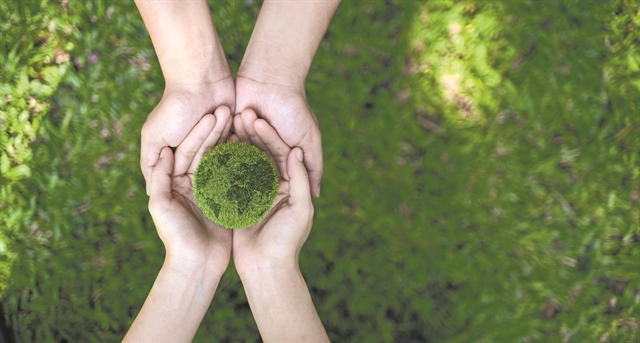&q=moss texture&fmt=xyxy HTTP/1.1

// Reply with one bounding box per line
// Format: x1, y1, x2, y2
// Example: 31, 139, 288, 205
193, 142, 279, 229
